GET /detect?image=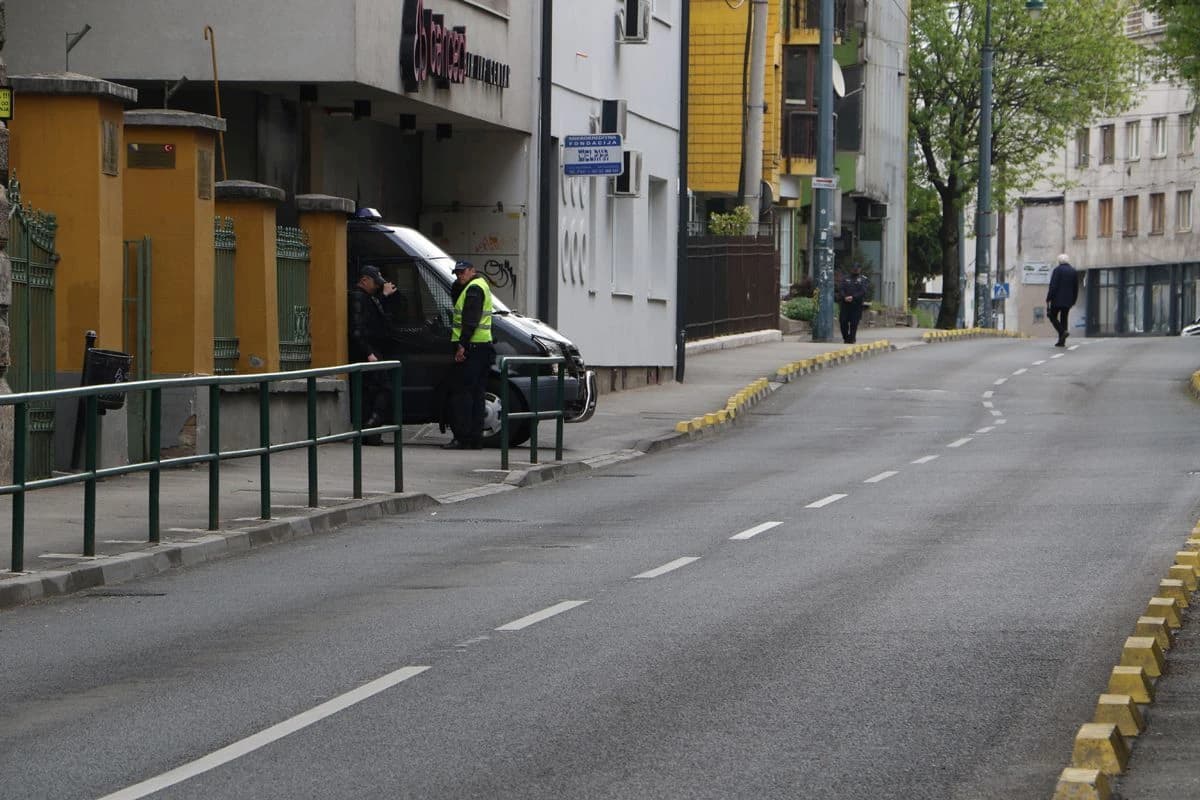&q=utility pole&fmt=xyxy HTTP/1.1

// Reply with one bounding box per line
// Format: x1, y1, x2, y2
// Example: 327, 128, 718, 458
973, 0, 995, 329
812, 0, 836, 341
743, 0, 768, 222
